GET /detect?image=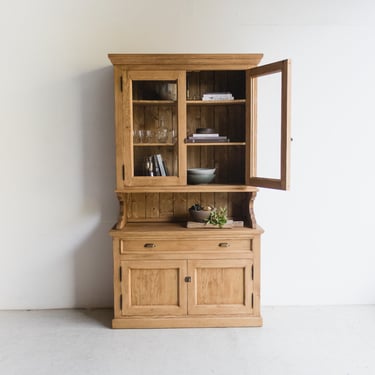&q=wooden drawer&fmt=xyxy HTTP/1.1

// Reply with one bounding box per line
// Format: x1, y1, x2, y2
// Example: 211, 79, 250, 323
120, 238, 253, 253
